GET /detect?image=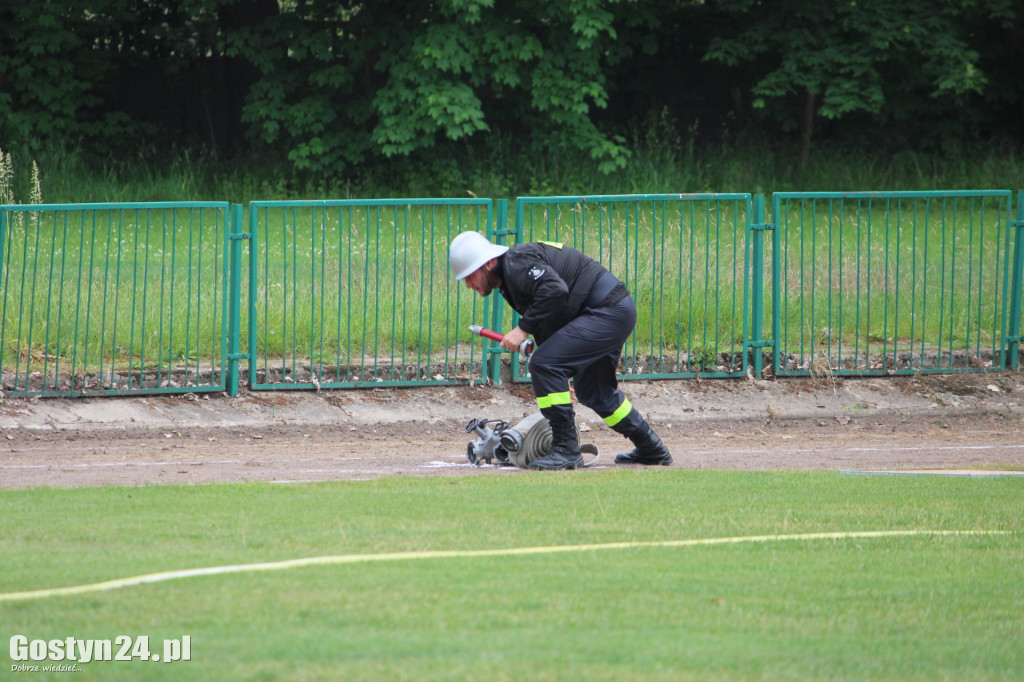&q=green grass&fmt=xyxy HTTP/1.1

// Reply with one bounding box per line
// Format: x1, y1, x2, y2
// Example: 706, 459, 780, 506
1, 472, 1022, 680
4, 137, 1022, 210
